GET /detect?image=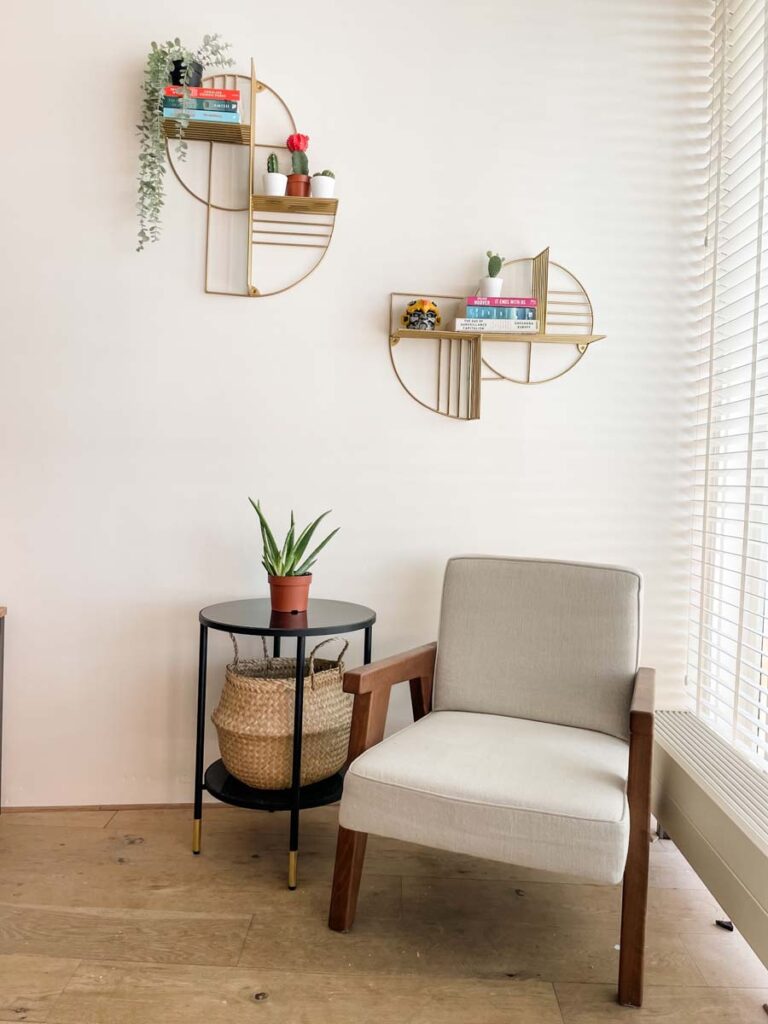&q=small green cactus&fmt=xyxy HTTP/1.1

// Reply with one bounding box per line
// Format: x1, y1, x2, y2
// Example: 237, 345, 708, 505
291, 150, 309, 175
267, 152, 279, 173
487, 251, 504, 278
312, 169, 335, 178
